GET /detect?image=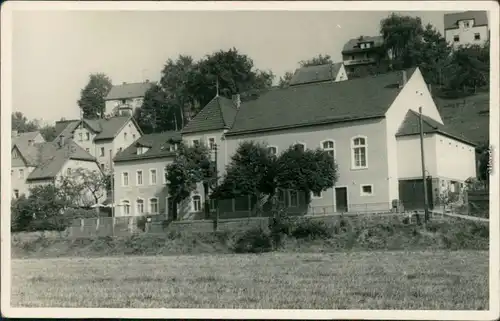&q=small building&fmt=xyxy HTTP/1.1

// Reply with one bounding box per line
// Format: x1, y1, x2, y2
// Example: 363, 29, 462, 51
341, 35, 388, 78
112, 131, 182, 218
52, 116, 143, 173
289, 62, 348, 86
104, 80, 155, 117
444, 11, 489, 49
